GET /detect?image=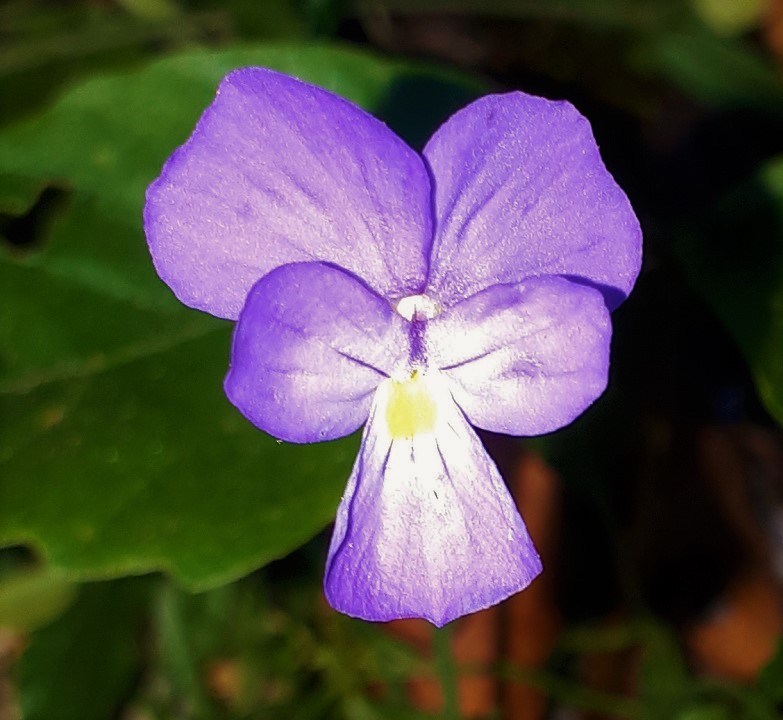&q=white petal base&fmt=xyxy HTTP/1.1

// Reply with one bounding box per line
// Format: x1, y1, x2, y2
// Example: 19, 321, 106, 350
324, 373, 542, 626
